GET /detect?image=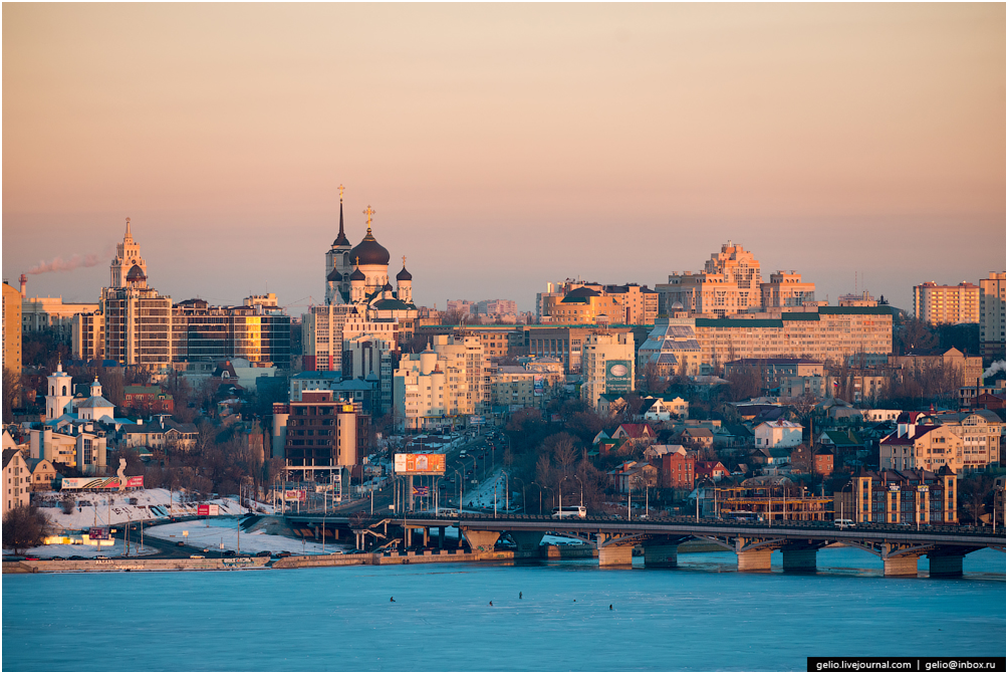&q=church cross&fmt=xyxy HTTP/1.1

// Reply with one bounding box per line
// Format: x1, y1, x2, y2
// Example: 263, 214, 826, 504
364, 205, 375, 232
339, 184, 345, 202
